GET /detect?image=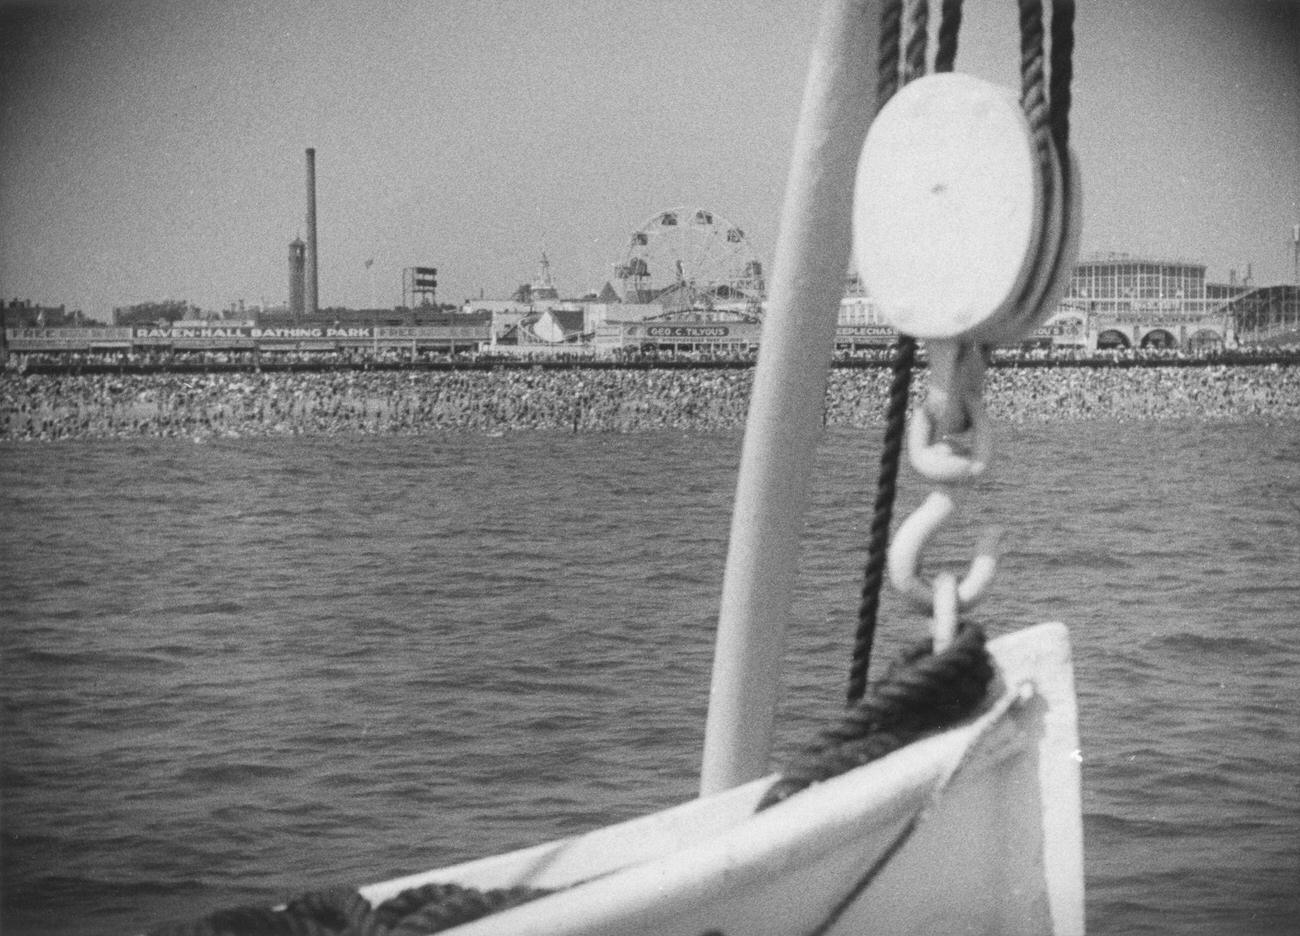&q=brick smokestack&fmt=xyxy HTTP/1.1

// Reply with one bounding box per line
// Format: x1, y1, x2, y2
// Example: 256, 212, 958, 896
305, 147, 319, 316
